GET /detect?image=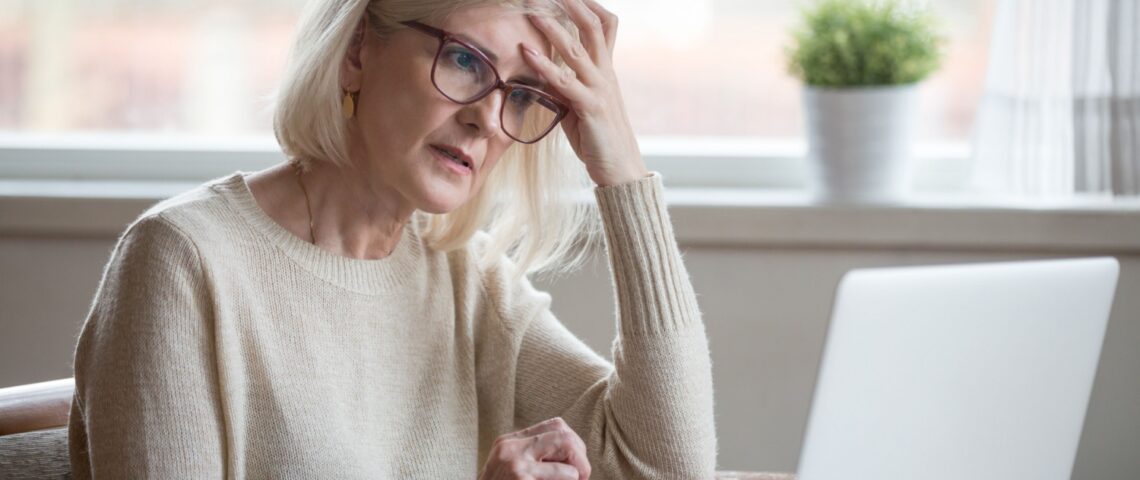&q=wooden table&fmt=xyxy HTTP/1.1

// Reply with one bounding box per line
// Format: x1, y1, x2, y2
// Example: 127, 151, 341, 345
716, 472, 796, 479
